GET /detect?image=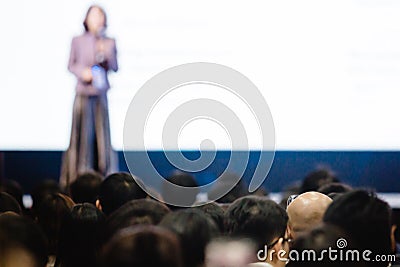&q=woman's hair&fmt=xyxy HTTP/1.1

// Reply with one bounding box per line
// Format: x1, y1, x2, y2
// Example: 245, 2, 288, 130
83, 5, 107, 32
159, 209, 219, 267
101, 225, 183, 267
0, 213, 48, 267
106, 199, 170, 241
36, 193, 75, 254
58, 203, 106, 267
